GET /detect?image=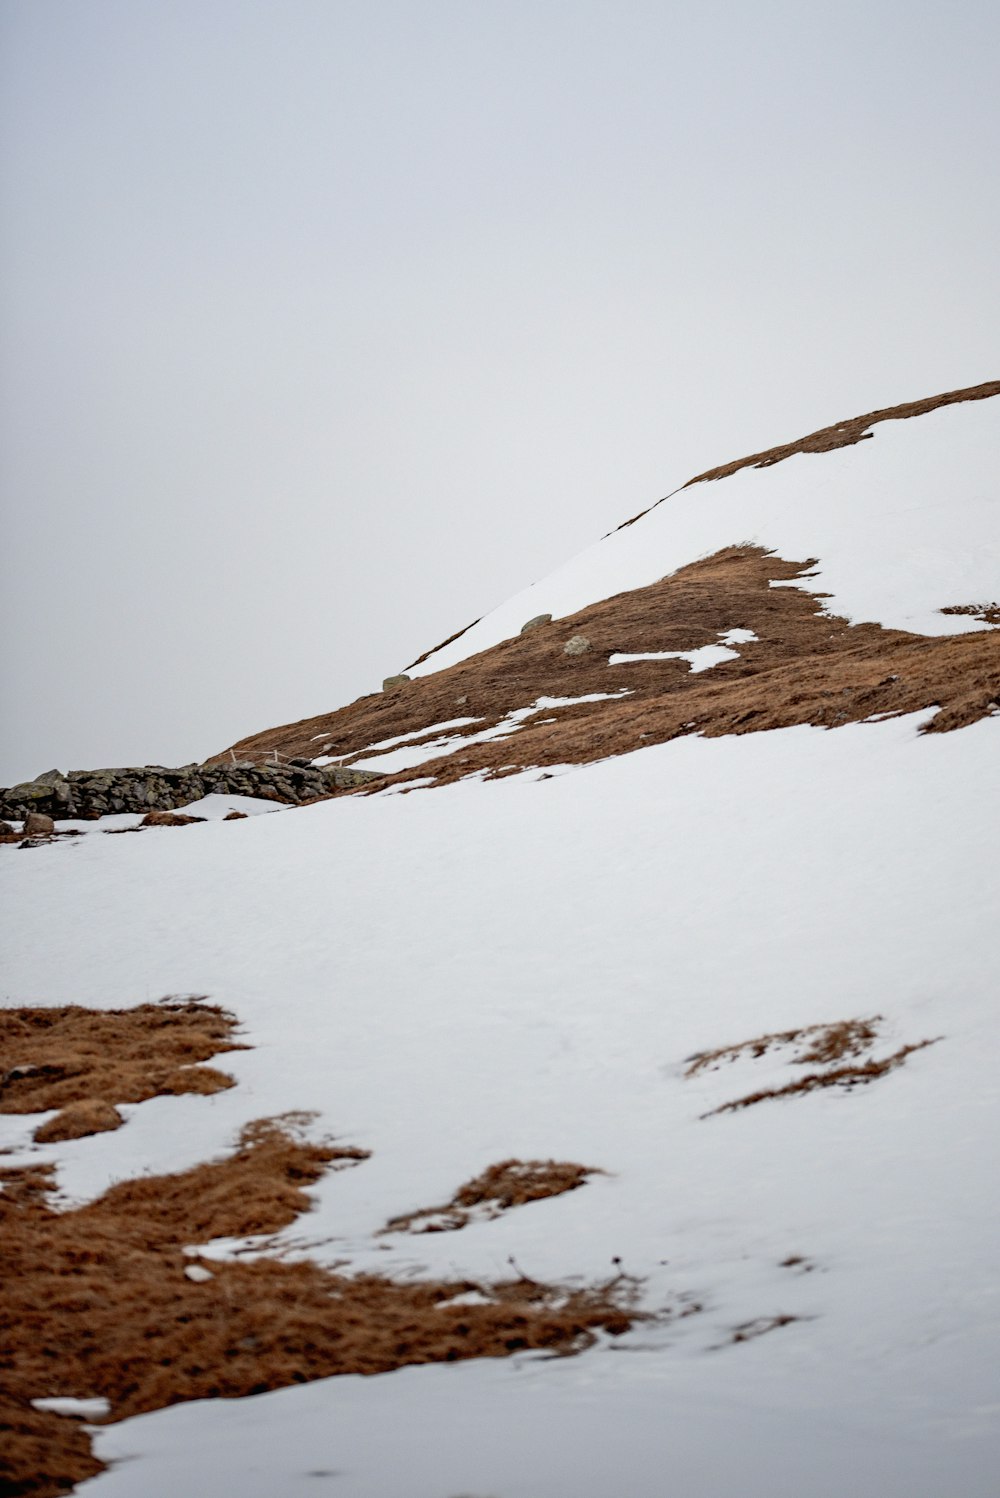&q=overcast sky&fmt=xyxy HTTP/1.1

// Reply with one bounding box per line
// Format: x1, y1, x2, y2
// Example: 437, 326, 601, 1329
2, 0, 997, 784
